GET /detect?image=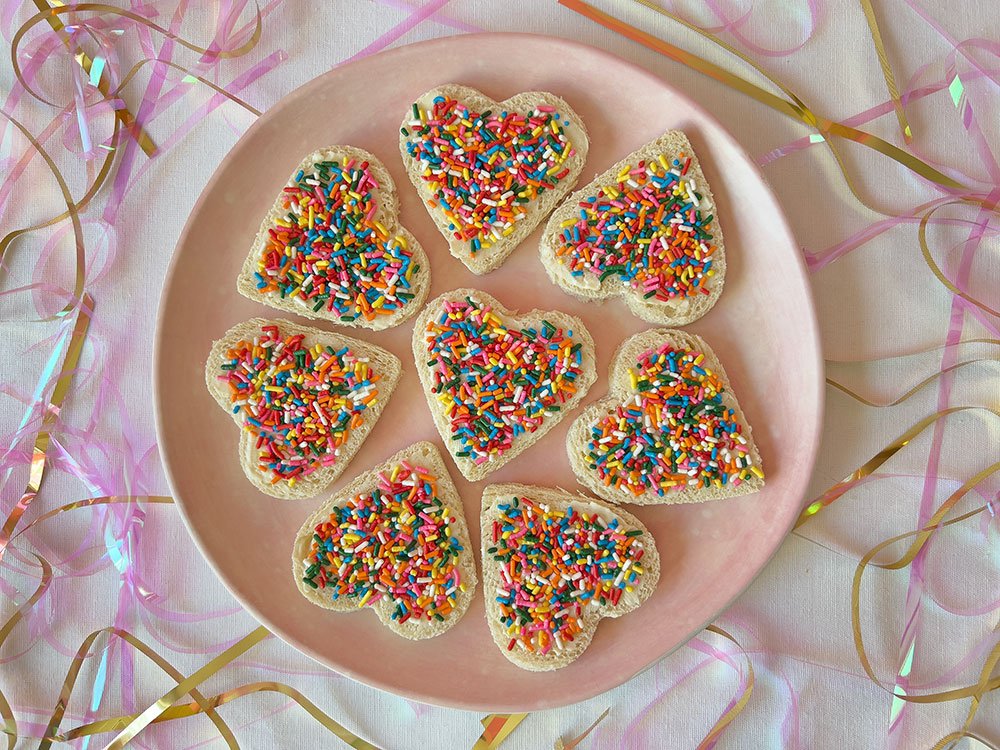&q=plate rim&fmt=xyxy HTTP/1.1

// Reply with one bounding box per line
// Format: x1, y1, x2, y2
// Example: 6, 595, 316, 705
152, 30, 824, 712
